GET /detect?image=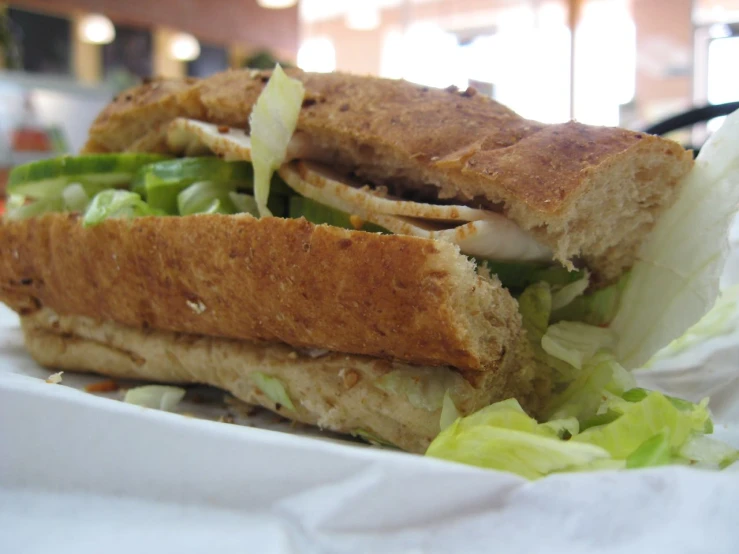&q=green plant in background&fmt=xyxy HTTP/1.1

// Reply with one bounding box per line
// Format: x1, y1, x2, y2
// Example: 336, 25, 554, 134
243, 49, 292, 70
0, 3, 22, 69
